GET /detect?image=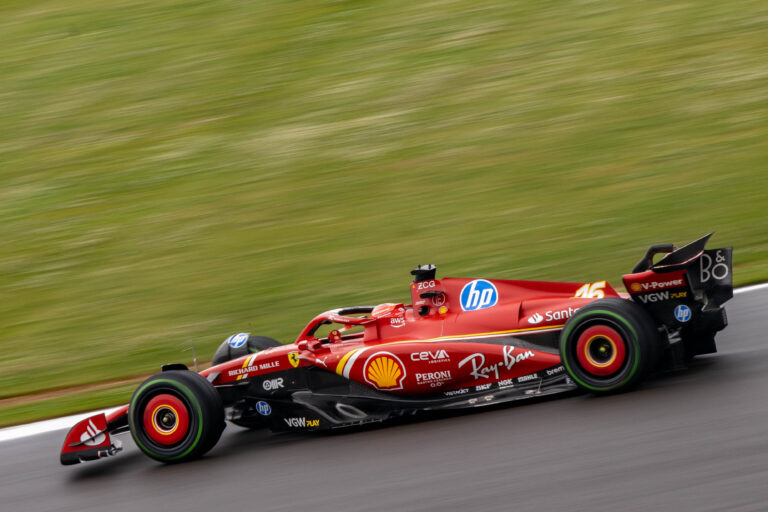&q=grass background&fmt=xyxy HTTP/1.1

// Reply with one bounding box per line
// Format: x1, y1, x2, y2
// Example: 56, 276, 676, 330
1, 0, 767, 425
